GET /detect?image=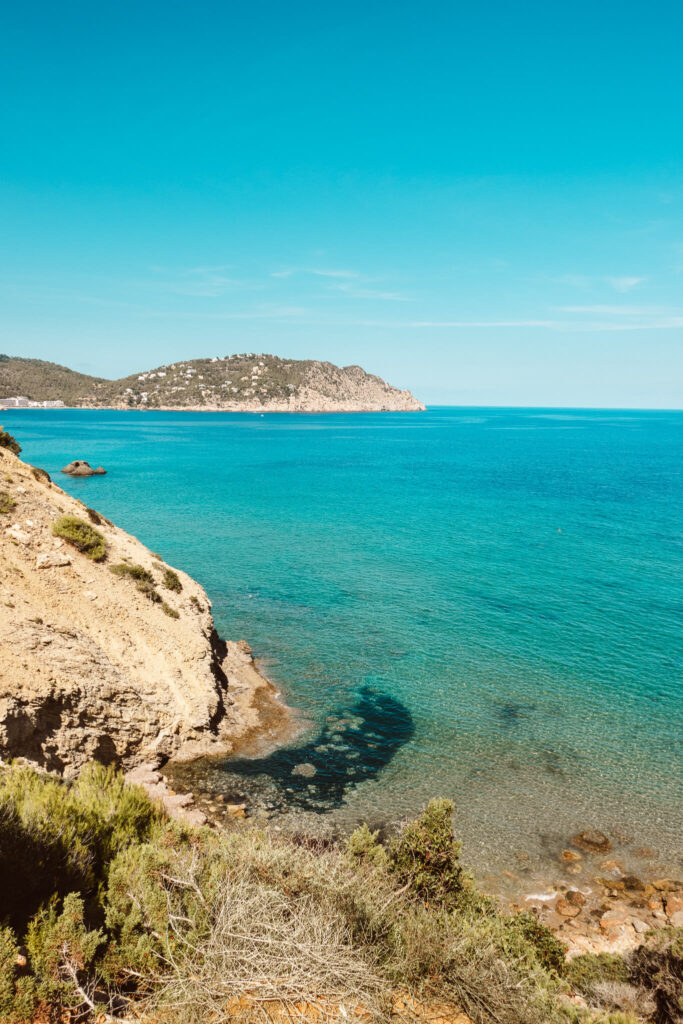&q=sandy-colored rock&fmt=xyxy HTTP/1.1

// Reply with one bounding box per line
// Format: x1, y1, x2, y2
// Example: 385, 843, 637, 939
0, 448, 290, 776
665, 893, 683, 917
61, 460, 107, 476
36, 551, 72, 568
555, 898, 581, 918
